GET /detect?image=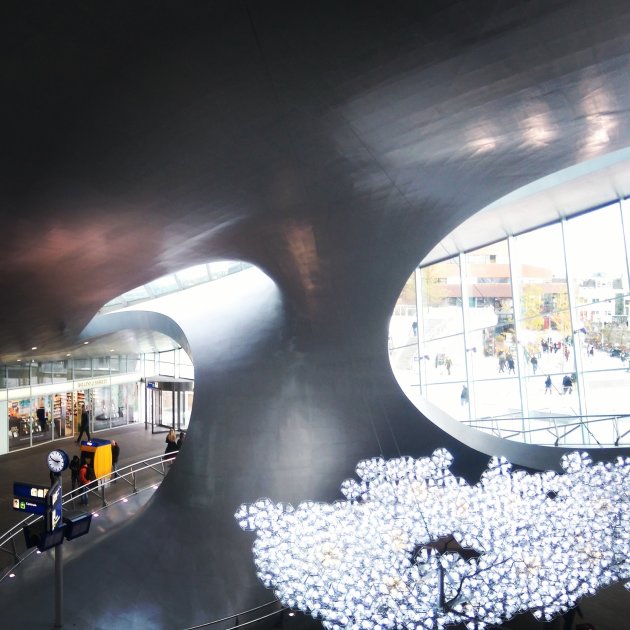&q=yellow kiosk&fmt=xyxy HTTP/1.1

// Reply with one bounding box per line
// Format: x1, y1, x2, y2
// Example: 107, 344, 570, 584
79, 438, 112, 479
